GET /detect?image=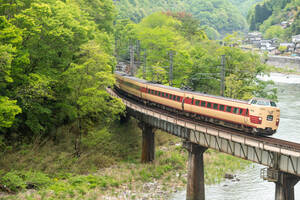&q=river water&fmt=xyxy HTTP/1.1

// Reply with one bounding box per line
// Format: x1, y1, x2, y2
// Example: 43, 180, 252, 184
172, 73, 300, 200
